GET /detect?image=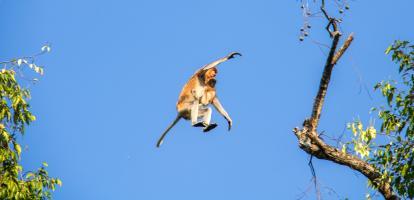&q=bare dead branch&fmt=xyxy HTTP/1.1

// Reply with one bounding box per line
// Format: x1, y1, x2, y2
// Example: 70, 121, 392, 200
309, 34, 353, 126
332, 33, 354, 65
309, 31, 341, 132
